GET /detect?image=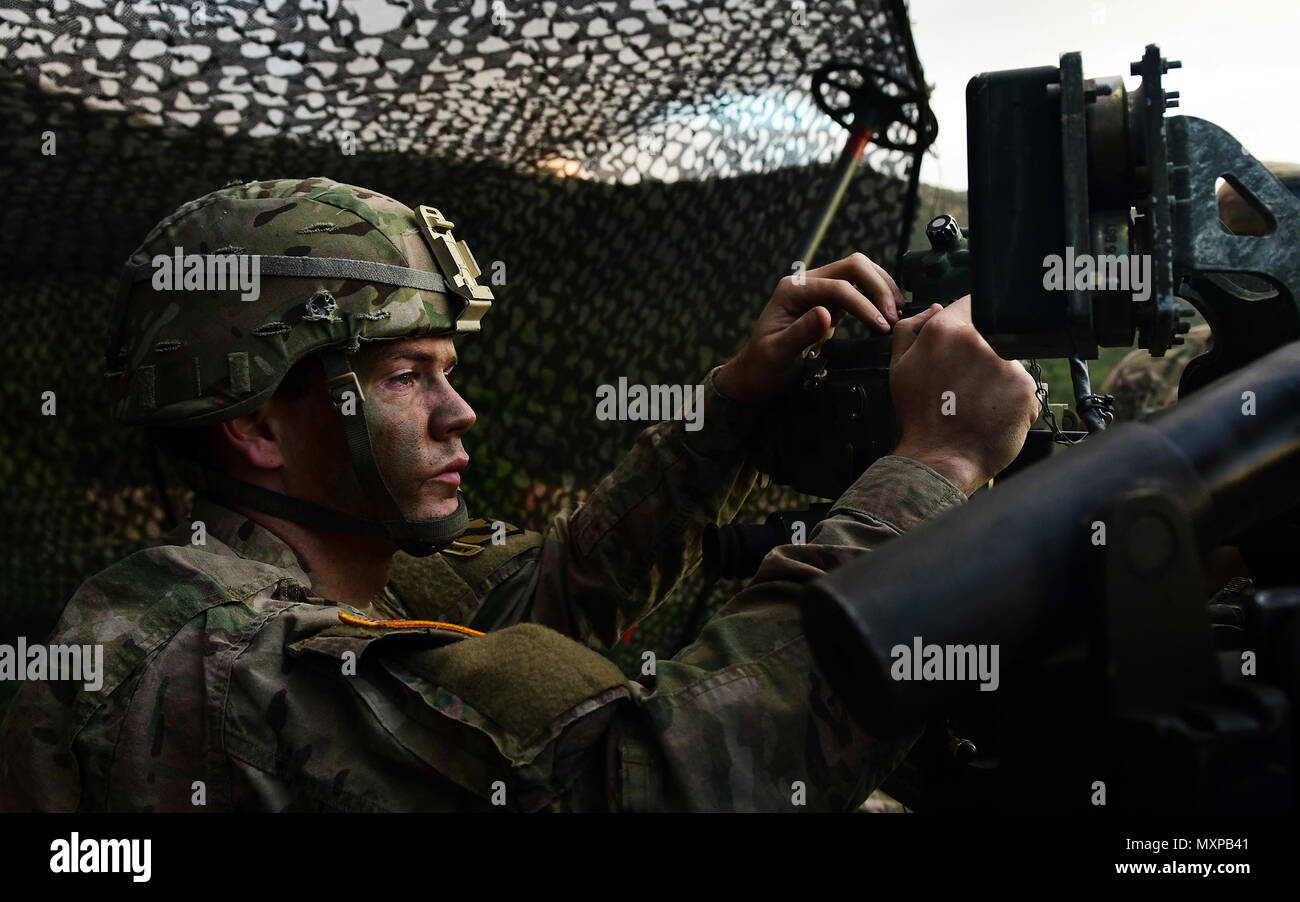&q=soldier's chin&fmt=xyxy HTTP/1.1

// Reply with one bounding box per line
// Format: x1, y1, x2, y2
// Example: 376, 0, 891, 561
412, 489, 461, 520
